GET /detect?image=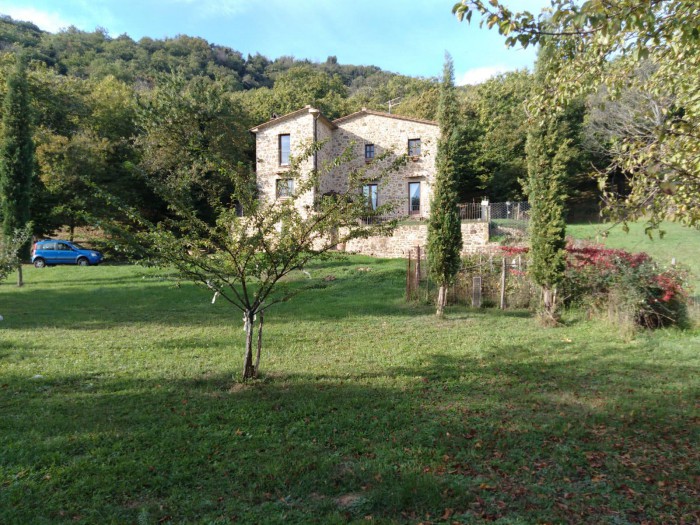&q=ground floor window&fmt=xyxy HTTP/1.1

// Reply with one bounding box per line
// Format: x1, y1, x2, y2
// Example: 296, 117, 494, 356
409, 181, 420, 214
276, 178, 294, 198
363, 183, 378, 210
